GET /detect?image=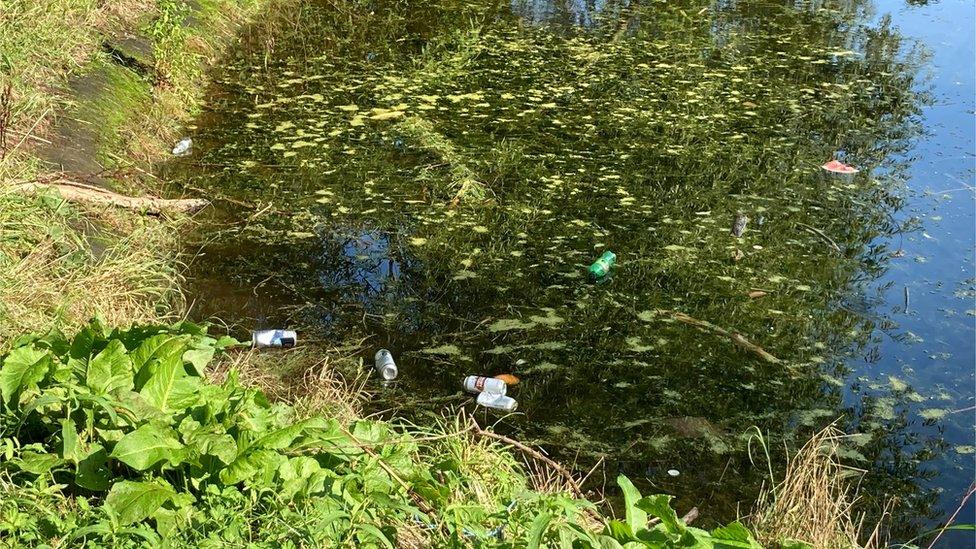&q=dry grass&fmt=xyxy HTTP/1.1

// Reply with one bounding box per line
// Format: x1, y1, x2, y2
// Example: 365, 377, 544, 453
0, 189, 183, 348
749, 425, 886, 549
207, 346, 367, 425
